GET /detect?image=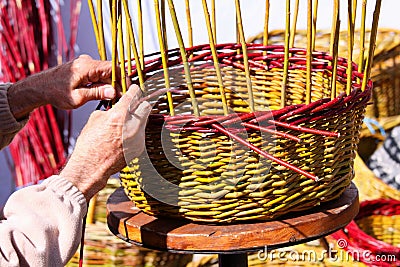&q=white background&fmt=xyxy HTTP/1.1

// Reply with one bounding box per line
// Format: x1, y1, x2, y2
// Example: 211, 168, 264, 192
1, 0, 399, 206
